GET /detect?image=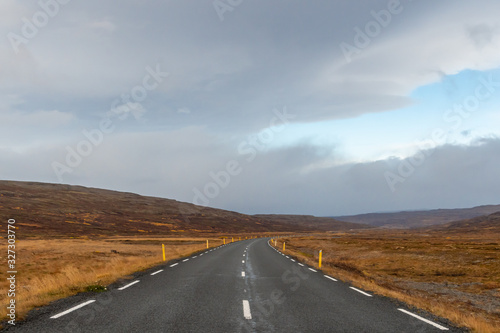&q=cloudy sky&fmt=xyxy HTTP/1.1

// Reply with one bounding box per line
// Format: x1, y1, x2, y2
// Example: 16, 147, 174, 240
1, 0, 499, 216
